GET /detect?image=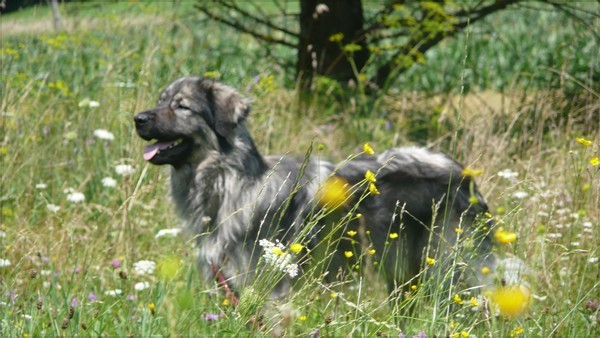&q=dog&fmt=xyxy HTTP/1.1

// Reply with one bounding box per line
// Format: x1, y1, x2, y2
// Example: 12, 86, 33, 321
134, 77, 497, 300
